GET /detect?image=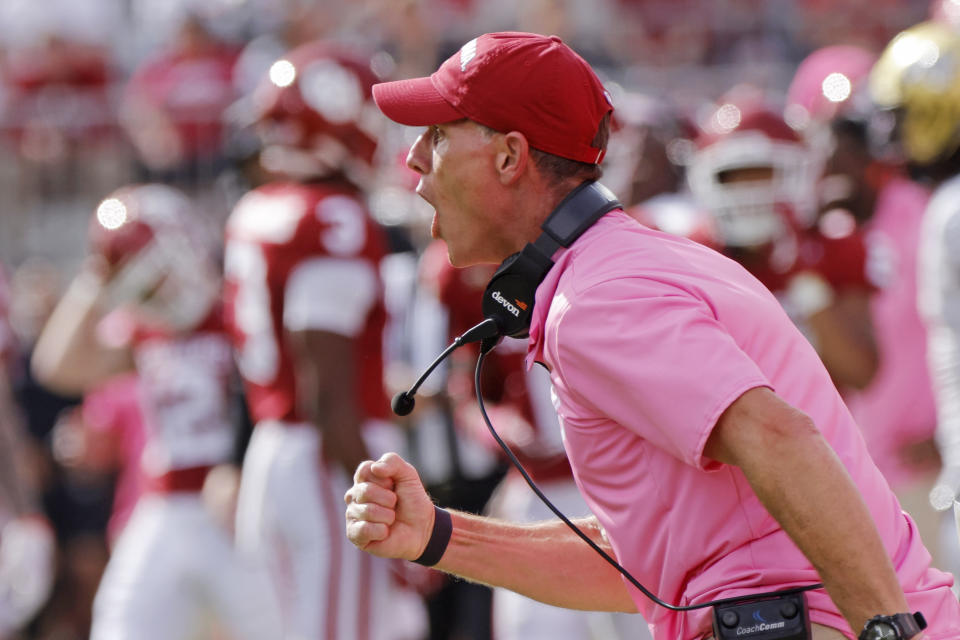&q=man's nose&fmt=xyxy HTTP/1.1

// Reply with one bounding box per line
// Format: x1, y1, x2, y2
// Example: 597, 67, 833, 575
406, 132, 430, 175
